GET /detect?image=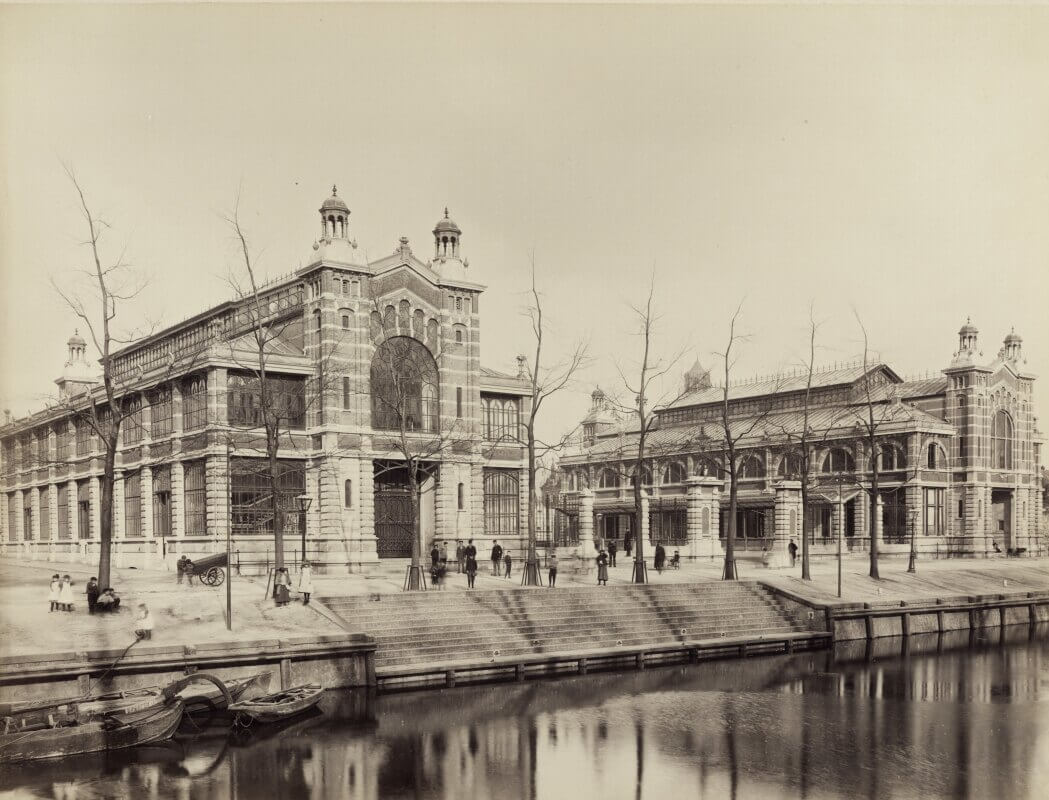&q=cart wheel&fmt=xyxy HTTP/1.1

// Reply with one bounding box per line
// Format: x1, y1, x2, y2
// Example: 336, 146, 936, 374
206, 567, 225, 587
